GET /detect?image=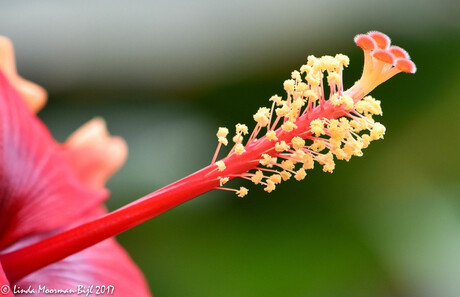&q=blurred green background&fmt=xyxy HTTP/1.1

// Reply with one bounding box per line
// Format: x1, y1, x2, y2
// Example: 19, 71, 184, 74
1, 1, 459, 296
